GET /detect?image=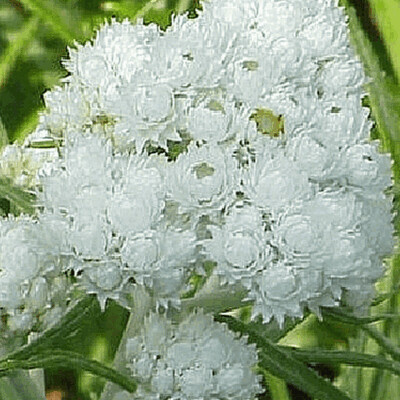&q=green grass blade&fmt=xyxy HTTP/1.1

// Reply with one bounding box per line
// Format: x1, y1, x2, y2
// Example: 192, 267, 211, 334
0, 350, 137, 394
340, 0, 400, 178
369, 0, 400, 83
18, 0, 82, 43
0, 16, 39, 89
285, 347, 400, 377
